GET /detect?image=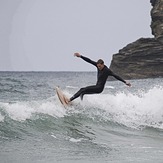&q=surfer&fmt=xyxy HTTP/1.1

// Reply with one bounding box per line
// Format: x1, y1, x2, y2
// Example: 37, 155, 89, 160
67, 53, 131, 103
